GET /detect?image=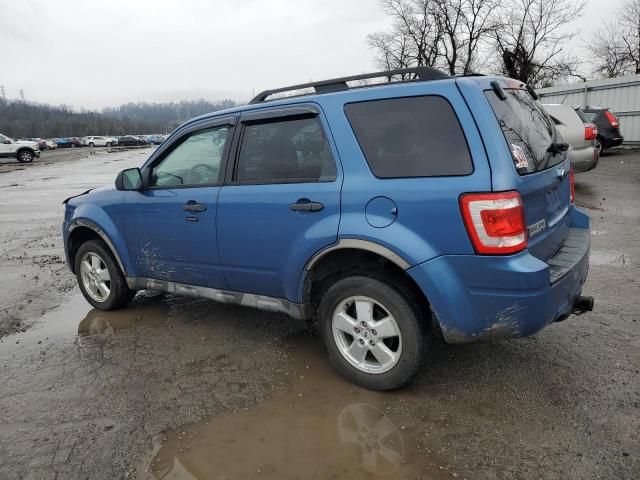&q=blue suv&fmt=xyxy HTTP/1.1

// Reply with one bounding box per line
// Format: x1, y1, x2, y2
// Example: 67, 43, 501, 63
63, 67, 593, 390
